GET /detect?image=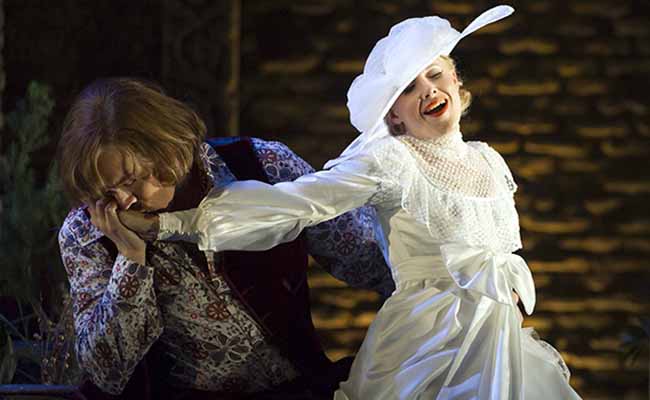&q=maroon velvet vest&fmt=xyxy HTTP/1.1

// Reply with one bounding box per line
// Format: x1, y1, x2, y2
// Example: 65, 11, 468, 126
205, 137, 330, 374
